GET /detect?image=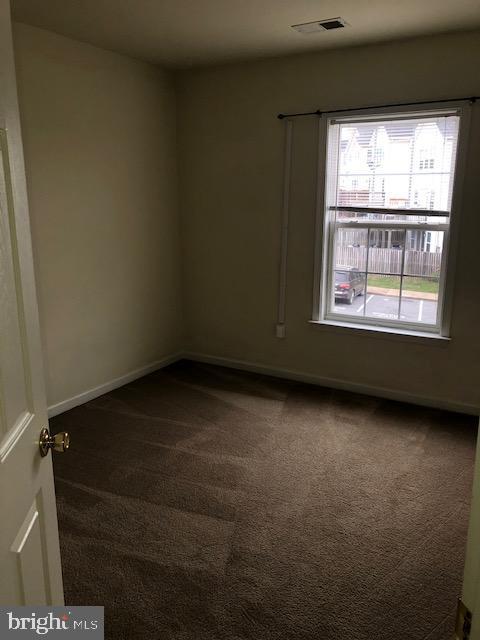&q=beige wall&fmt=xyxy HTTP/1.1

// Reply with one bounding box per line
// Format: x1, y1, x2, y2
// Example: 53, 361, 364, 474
13, 23, 182, 408
11, 23, 480, 413
177, 30, 480, 412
